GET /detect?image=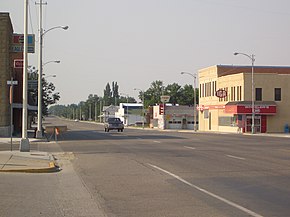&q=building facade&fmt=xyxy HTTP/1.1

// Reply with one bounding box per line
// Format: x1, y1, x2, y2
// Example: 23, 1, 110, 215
0, 13, 13, 136
152, 104, 198, 130
198, 65, 290, 133
115, 103, 144, 126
